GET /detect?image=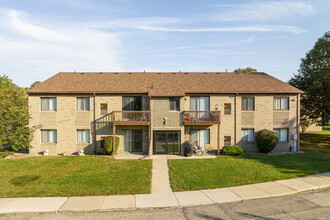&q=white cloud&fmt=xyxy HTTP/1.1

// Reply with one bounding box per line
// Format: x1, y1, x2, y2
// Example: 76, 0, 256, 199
0, 8, 122, 86
208, 1, 316, 22
132, 24, 305, 34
